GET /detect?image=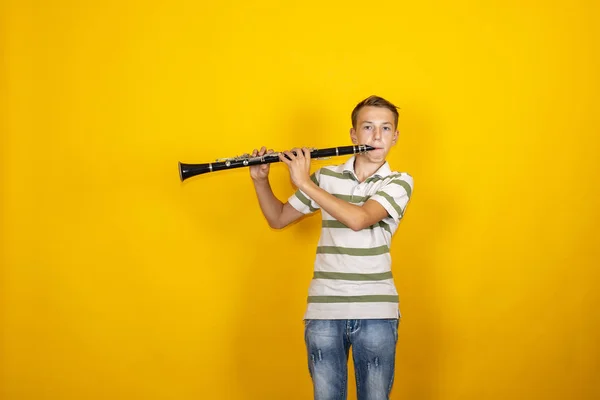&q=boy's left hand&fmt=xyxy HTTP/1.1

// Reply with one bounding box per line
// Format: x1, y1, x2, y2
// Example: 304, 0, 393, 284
279, 147, 312, 190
